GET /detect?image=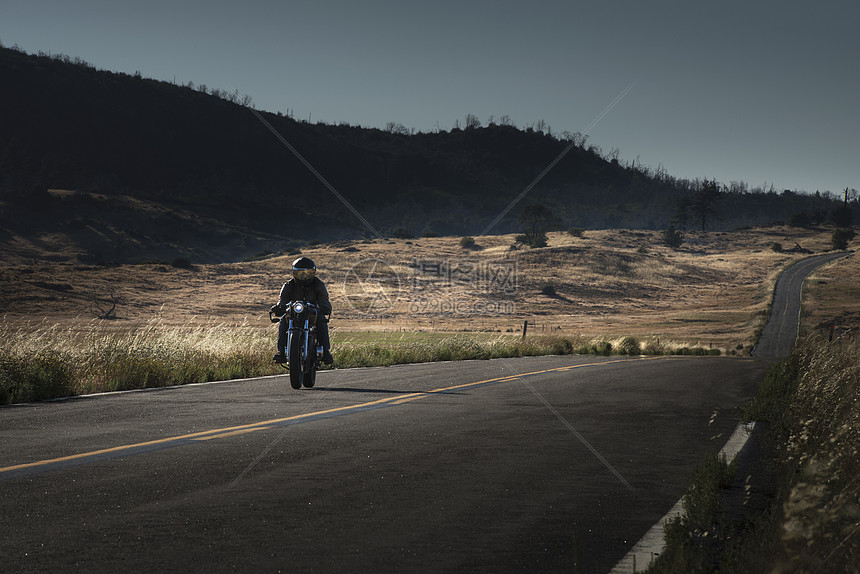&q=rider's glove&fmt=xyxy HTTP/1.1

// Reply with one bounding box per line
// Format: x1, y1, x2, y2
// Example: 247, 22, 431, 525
270, 303, 285, 316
